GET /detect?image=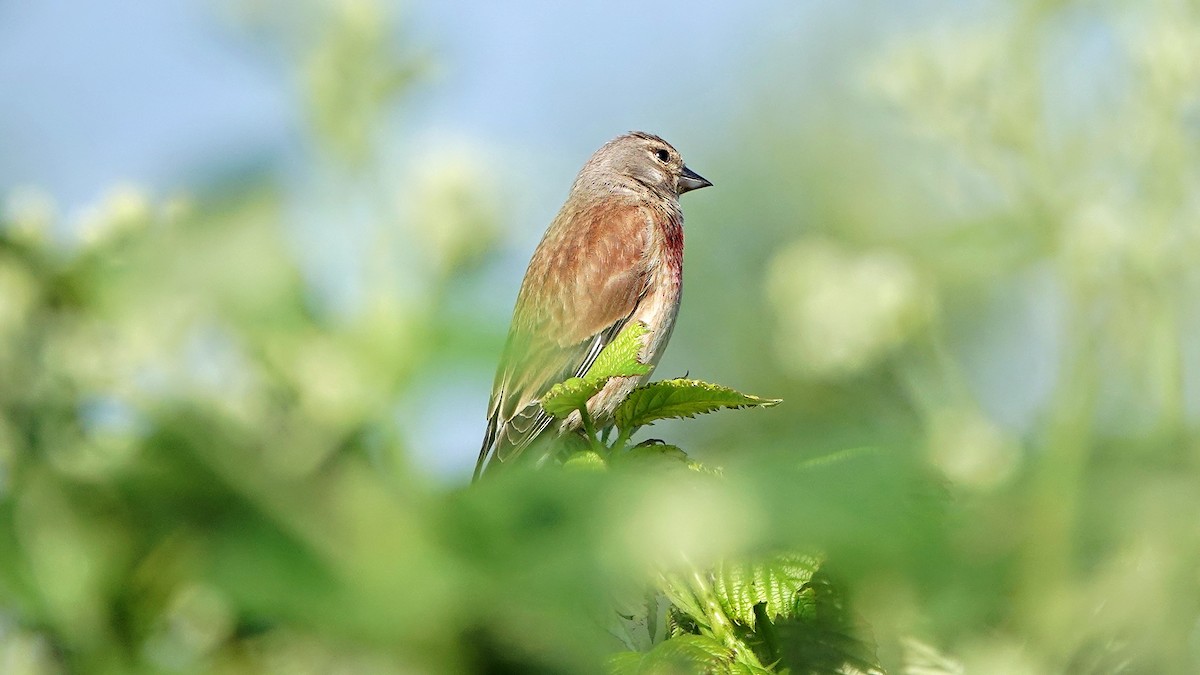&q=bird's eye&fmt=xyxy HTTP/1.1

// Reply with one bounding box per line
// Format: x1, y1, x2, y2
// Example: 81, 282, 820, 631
654, 149, 670, 162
